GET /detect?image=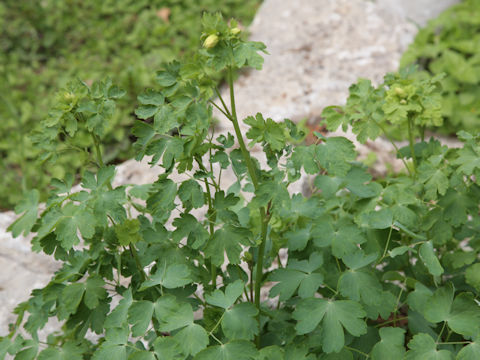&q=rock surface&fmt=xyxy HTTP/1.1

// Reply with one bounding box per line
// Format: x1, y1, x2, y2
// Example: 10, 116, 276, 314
0, 0, 459, 337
